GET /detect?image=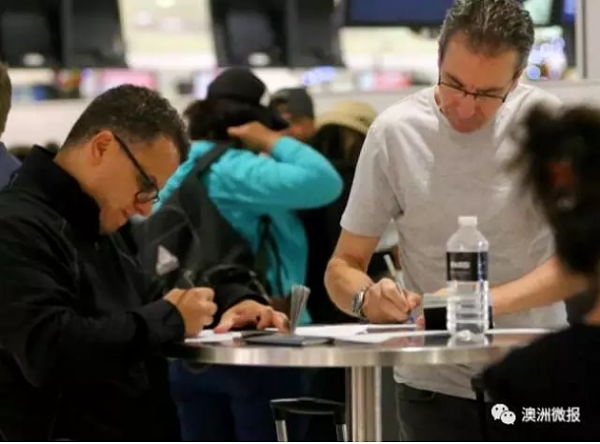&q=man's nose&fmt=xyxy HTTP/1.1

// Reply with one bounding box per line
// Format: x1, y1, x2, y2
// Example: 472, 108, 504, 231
135, 201, 154, 217
456, 93, 477, 119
